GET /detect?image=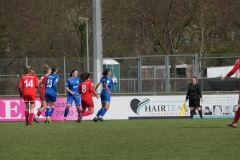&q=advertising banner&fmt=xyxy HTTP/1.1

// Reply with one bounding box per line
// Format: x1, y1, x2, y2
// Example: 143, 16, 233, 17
0, 97, 129, 122
129, 95, 190, 118
0, 94, 237, 121
195, 94, 238, 119
0, 98, 81, 121
128, 95, 238, 119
